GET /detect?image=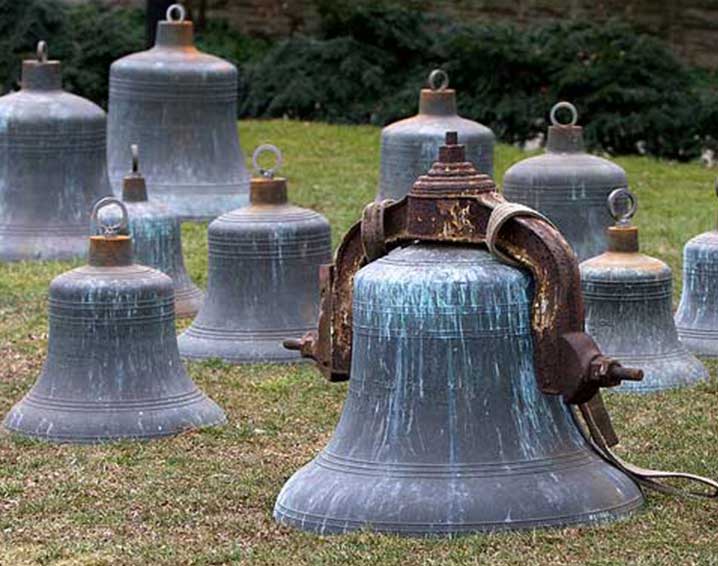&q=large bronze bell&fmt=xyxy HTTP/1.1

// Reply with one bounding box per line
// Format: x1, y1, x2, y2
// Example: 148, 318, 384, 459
581, 189, 708, 393
107, 3, 249, 221
3, 198, 225, 443
377, 69, 495, 201
0, 41, 110, 261
675, 182, 718, 356
276, 133, 653, 535
100, 145, 203, 318
178, 145, 332, 363
503, 102, 627, 262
